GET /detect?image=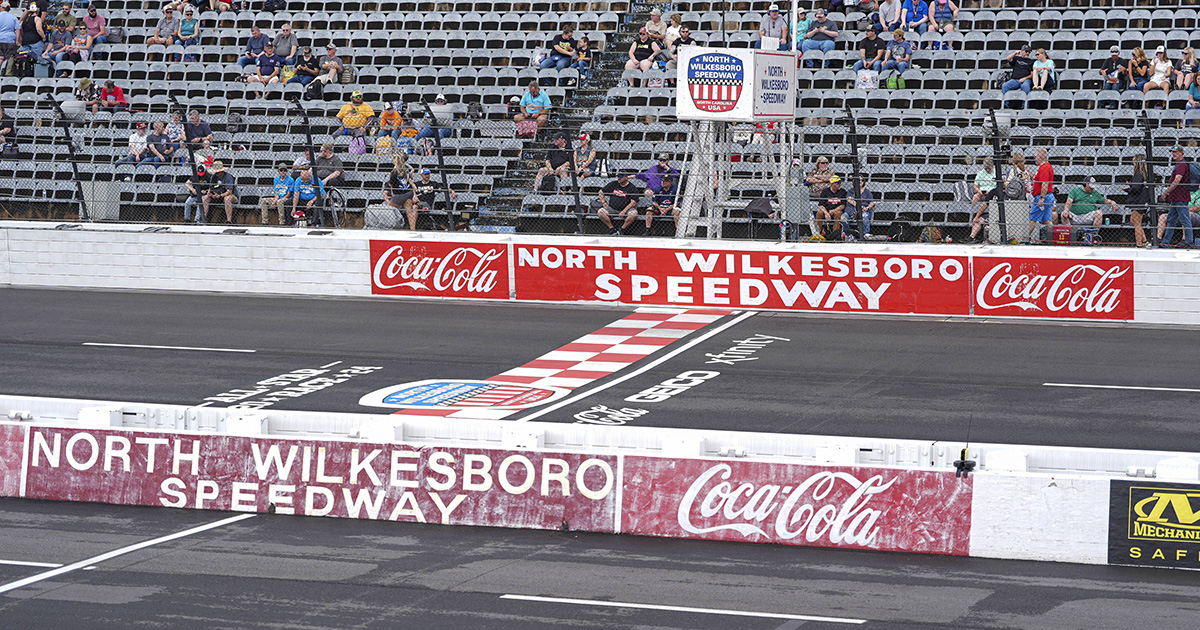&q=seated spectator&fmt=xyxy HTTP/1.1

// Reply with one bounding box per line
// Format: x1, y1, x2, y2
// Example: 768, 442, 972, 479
99, 80, 126, 112
815, 175, 849, 238
184, 109, 213, 150
928, 0, 958, 44
664, 13, 682, 49
51, 3, 75, 32
61, 26, 91, 69
845, 176, 876, 236
540, 23, 575, 71
182, 165, 209, 224
0, 105, 15, 148
414, 93, 454, 142
572, 36, 592, 79
514, 81, 552, 130
237, 25, 271, 69
146, 6, 177, 48
806, 155, 834, 198
43, 22, 70, 66
19, 4, 46, 60
626, 27, 659, 73
901, 0, 930, 36
292, 167, 326, 226
288, 47, 319, 85
334, 90, 375, 137
246, 42, 282, 97
802, 9, 838, 67
1058, 177, 1118, 227
876, 0, 901, 34
637, 152, 679, 193
534, 132, 571, 191
644, 173, 679, 232
1145, 46, 1173, 95
383, 154, 416, 228
74, 77, 100, 113
595, 172, 639, 236
1031, 48, 1057, 91
115, 122, 151, 165
757, 4, 789, 51
413, 167, 458, 229
313, 143, 345, 189
204, 0, 231, 12
792, 8, 811, 43
203, 161, 238, 224
0, 3, 18, 70
317, 43, 343, 85
1100, 46, 1127, 109
1128, 47, 1150, 92
273, 23, 298, 66
145, 121, 174, 167
1125, 155, 1153, 248
853, 28, 885, 73
1177, 47, 1197, 91
574, 132, 596, 179
192, 137, 215, 168
966, 158, 998, 242
1028, 148, 1055, 242
173, 6, 199, 61
81, 4, 106, 56
261, 163, 295, 225
645, 8, 667, 44
664, 26, 695, 71
1002, 45, 1035, 108
882, 29, 912, 76
376, 101, 404, 141
1185, 76, 1200, 121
